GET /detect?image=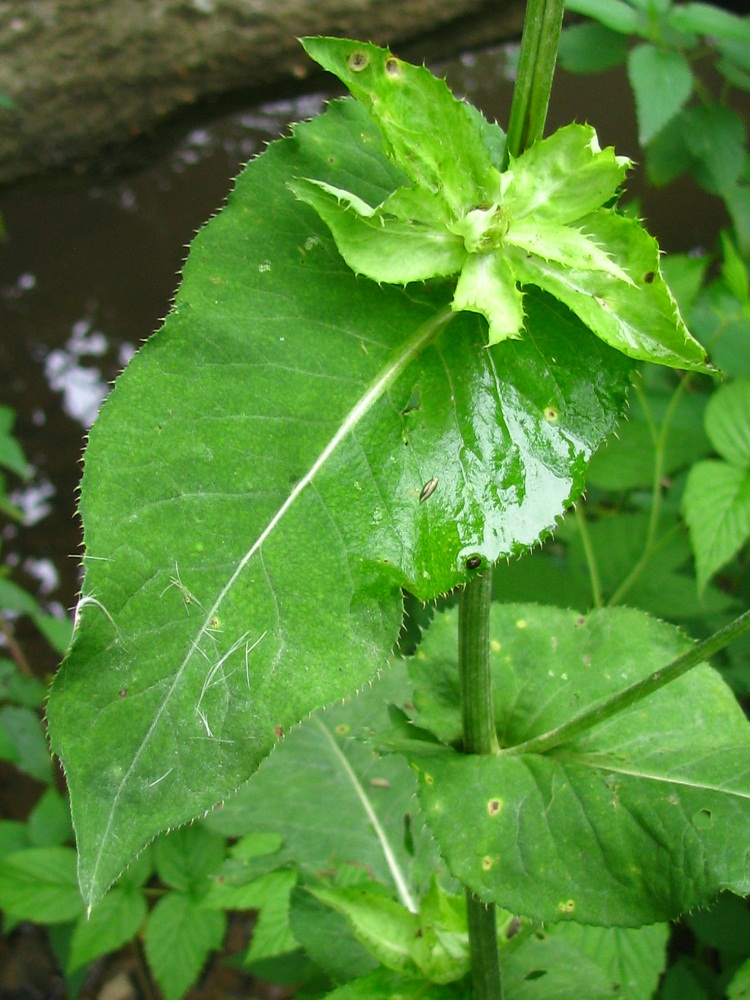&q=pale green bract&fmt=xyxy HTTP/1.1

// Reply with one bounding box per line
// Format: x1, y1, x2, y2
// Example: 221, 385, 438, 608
293, 37, 712, 374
